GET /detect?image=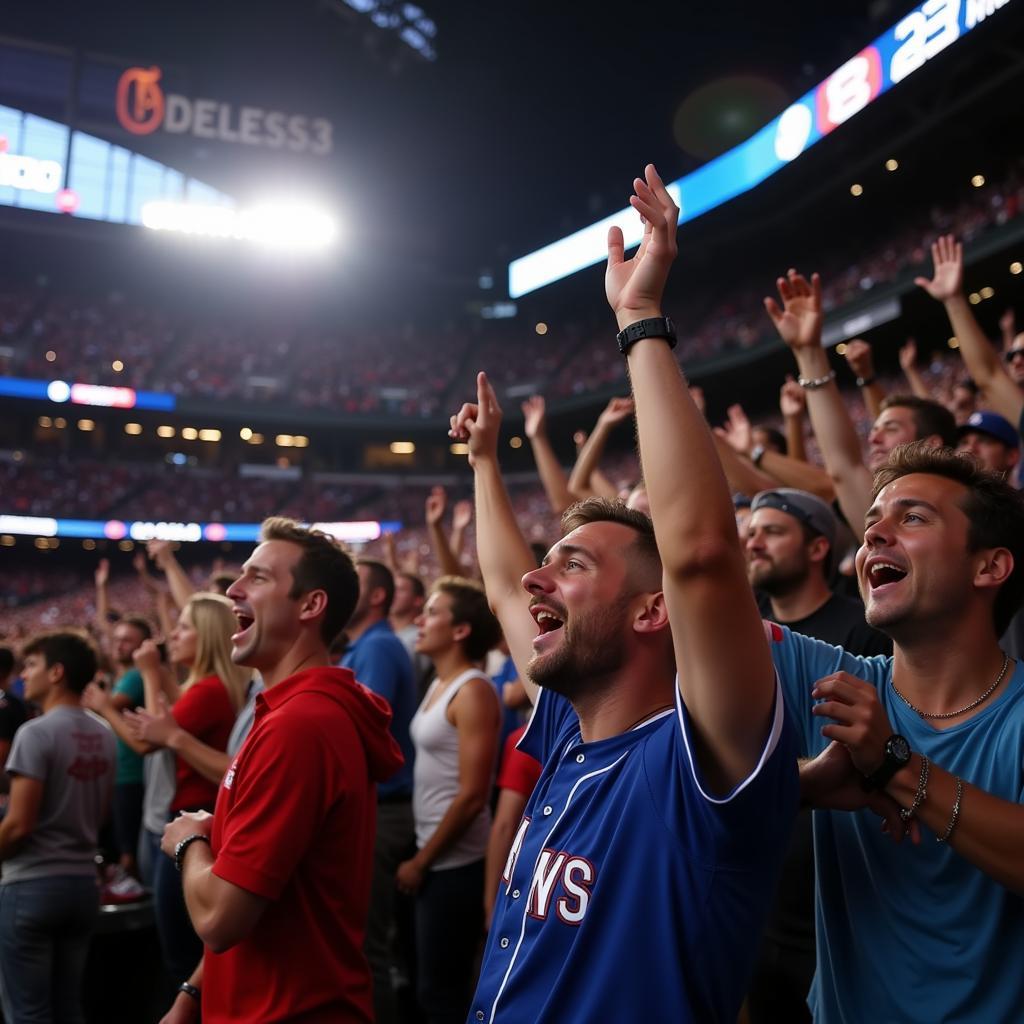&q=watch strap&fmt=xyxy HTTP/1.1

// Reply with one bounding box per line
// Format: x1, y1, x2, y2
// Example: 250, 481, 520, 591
616, 316, 677, 355
862, 735, 910, 792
